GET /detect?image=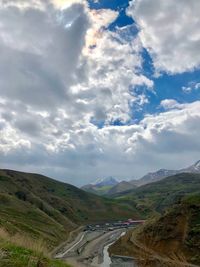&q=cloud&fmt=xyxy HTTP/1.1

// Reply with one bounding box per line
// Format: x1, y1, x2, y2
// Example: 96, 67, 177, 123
1, 0, 47, 10
84, 8, 118, 53
0, 2, 90, 109
160, 99, 179, 110
1, 0, 200, 186
74, 27, 153, 125
182, 82, 200, 93
0, 0, 153, 181
127, 0, 200, 74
